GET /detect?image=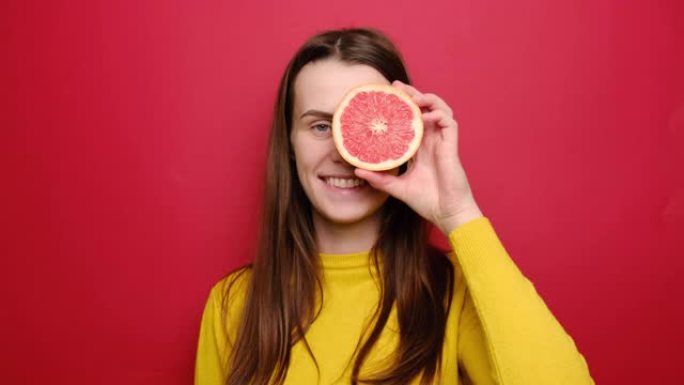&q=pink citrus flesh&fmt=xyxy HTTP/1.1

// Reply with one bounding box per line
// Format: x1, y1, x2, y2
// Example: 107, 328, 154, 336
332, 84, 423, 171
